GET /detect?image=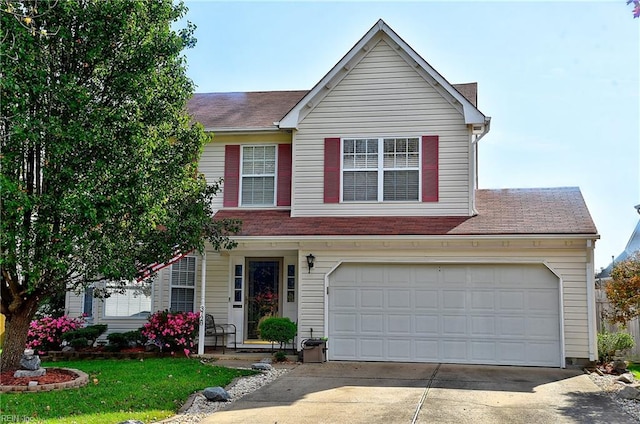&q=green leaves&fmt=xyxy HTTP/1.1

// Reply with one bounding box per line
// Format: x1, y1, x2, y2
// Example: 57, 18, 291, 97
1, 0, 238, 326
